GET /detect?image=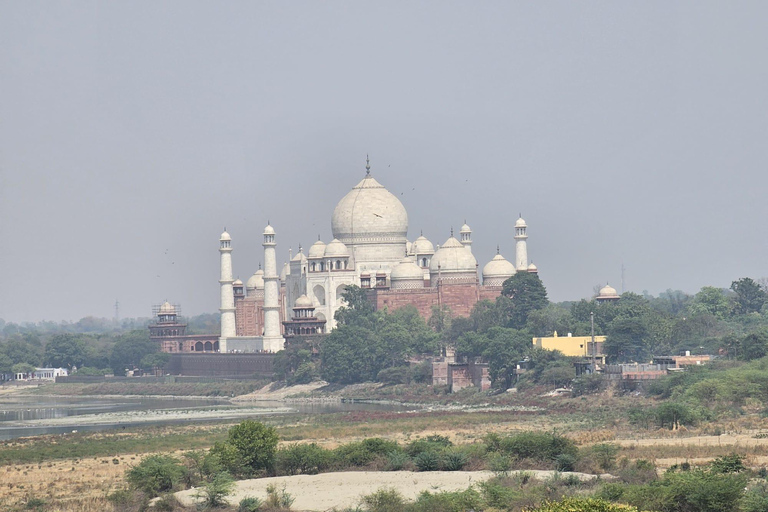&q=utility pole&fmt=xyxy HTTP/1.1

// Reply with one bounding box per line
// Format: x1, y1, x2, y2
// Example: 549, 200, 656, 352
590, 311, 596, 373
